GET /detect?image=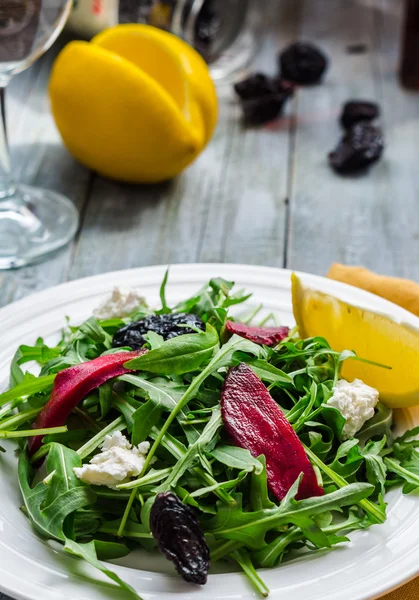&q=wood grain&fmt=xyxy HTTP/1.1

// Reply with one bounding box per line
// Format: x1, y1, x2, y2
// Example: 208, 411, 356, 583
287, 0, 384, 275
286, 0, 419, 282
